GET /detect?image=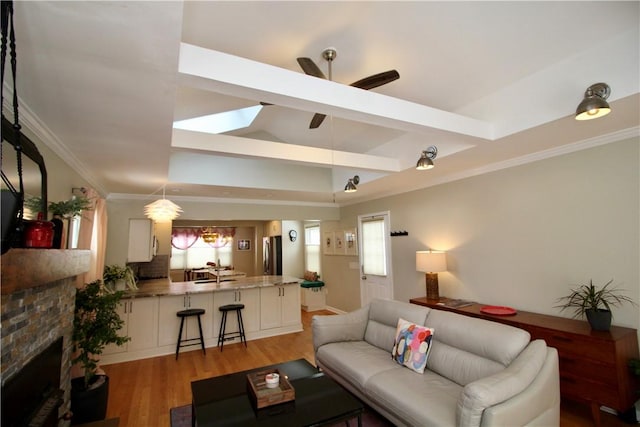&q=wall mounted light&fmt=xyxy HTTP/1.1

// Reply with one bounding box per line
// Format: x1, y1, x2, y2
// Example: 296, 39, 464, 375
575, 83, 611, 121
344, 175, 360, 193
416, 250, 447, 300
416, 146, 438, 170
